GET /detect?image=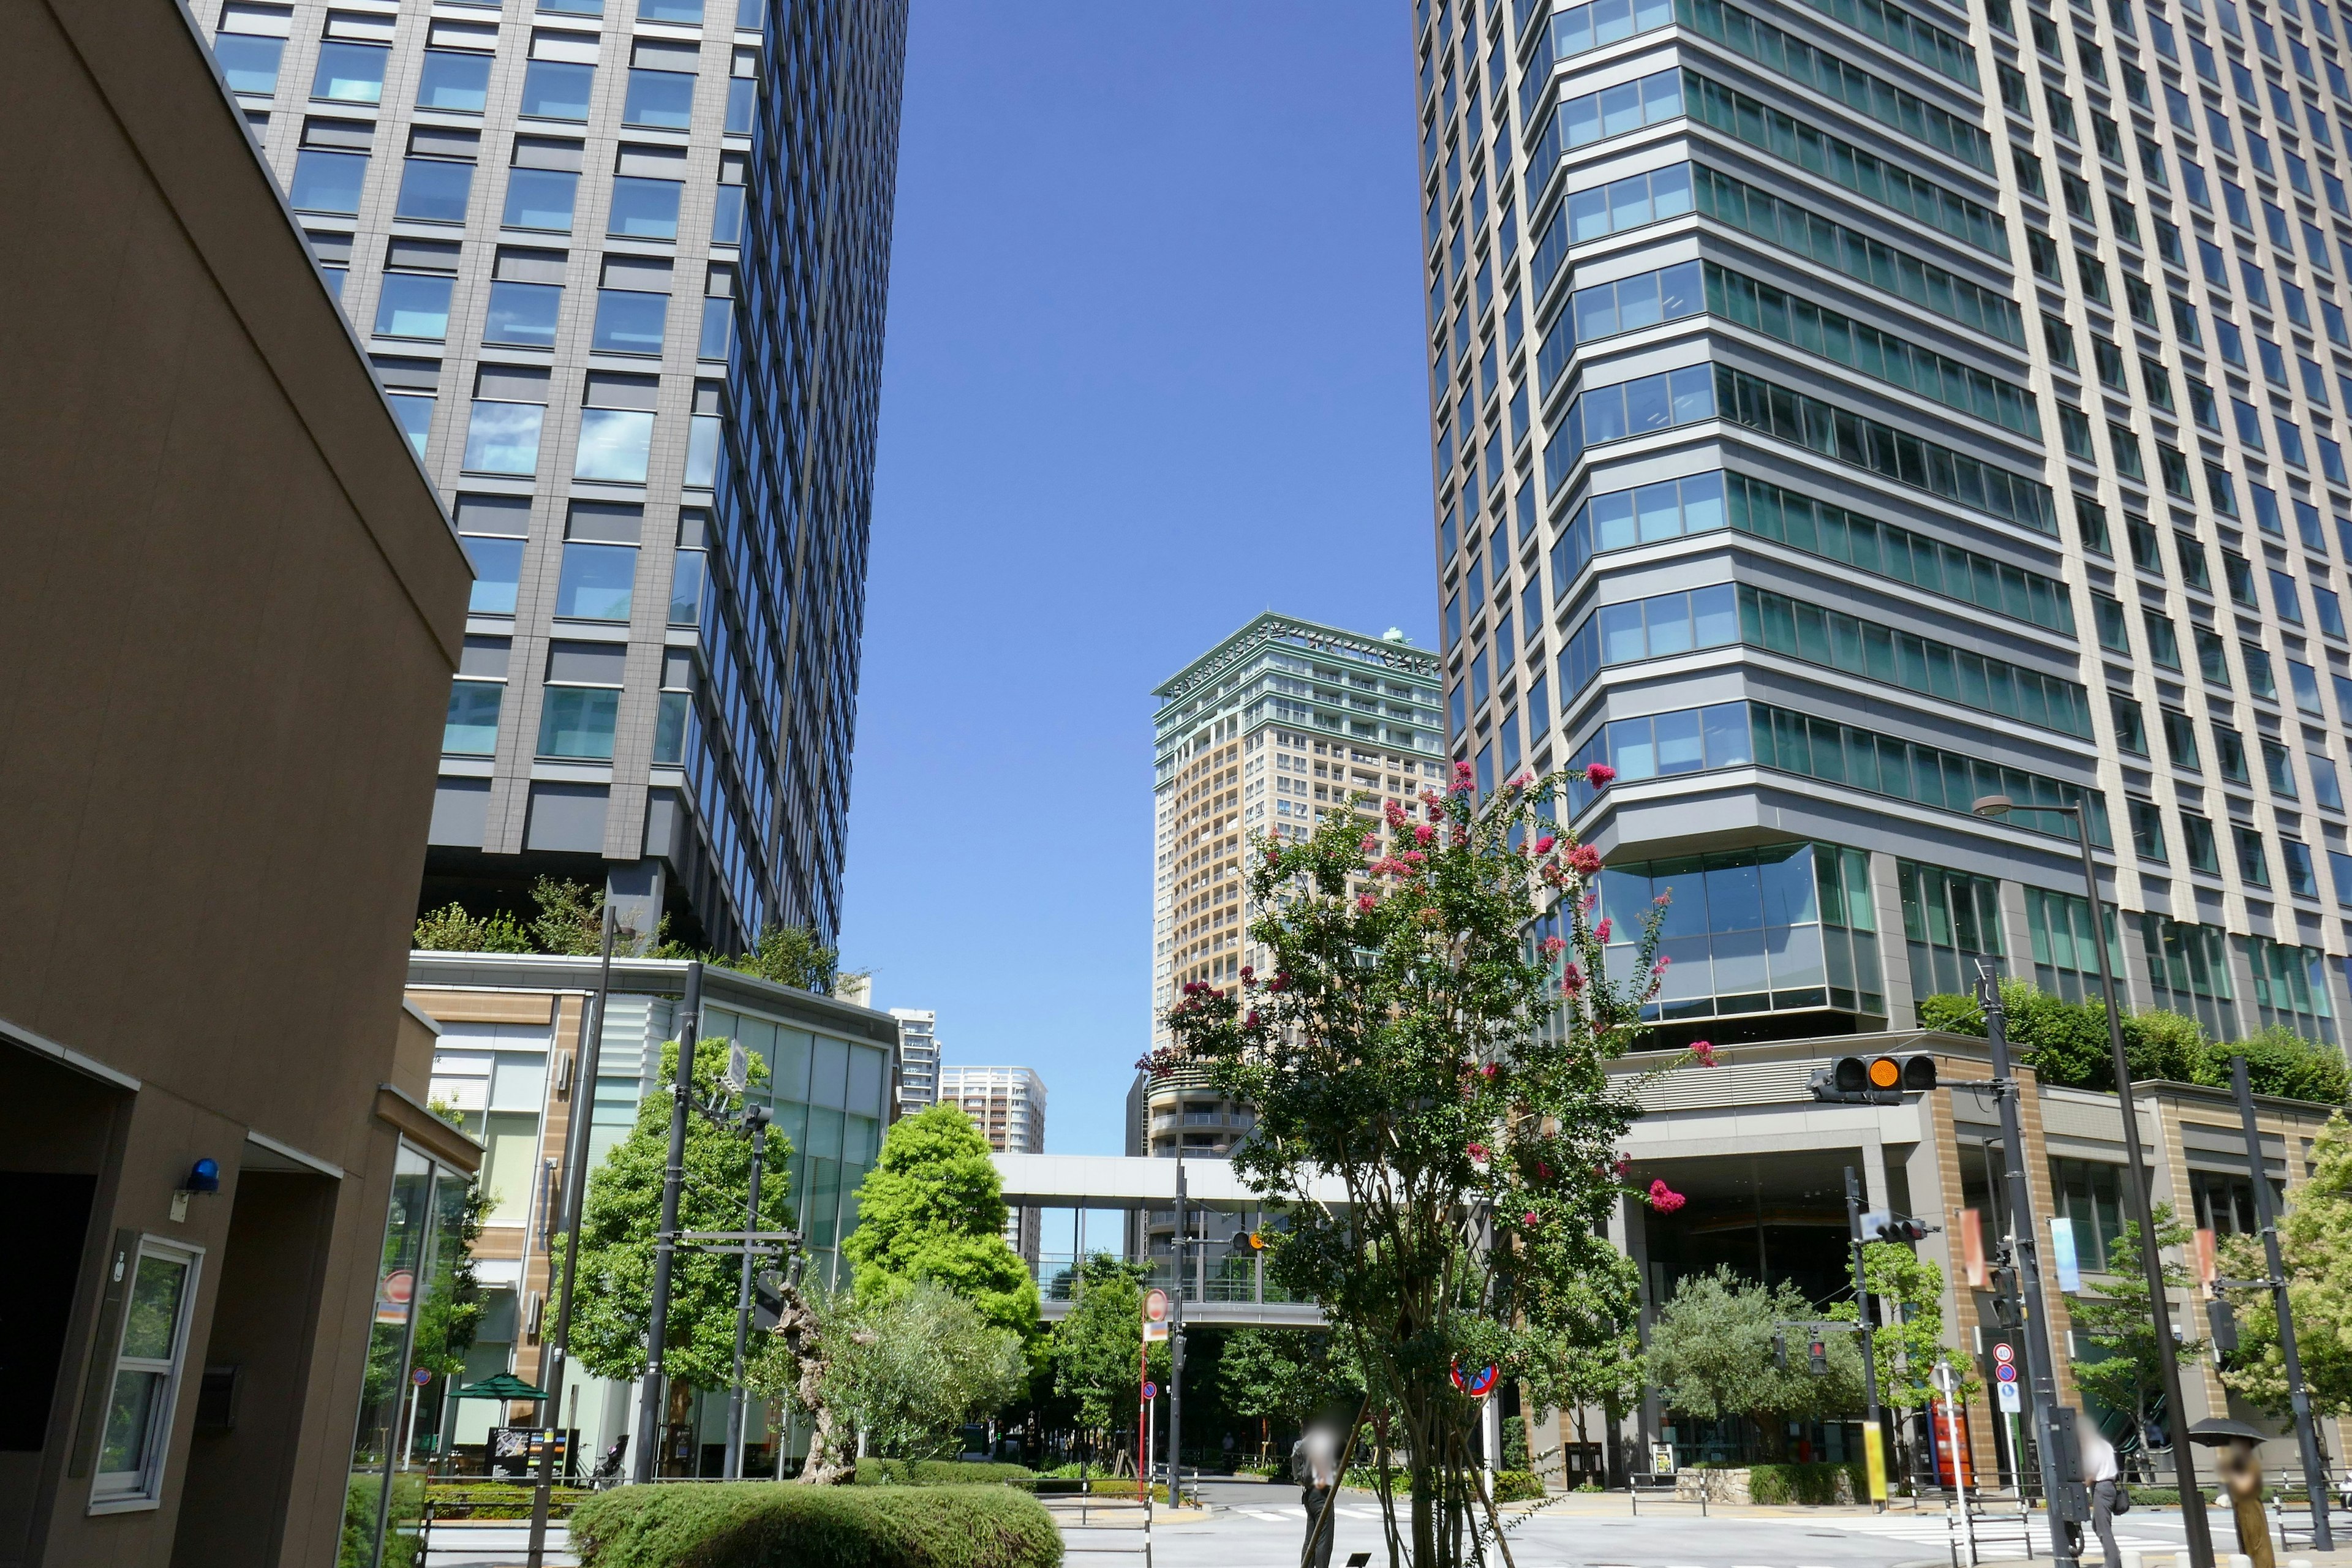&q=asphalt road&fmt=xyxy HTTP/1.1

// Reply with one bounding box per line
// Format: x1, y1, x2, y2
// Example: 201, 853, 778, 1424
1118, 1479, 2277, 1568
